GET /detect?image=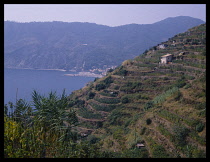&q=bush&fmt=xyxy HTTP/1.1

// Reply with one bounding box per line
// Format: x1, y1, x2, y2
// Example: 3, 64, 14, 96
152, 145, 170, 158
184, 84, 191, 89
75, 99, 85, 107
140, 127, 147, 135
122, 148, 149, 158
172, 125, 189, 146
174, 79, 186, 88
100, 90, 118, 97
95, 97, 121, 104
146, 118, 152, 125
107, 68, 114, 73
87, 135, 100, 144
122, 97, 129, 104
78, 107, 103, 119
108, 110, 130, 126
87, 91, 96, 99
196, 123, 205, 132
152, 87, 179, 105
114, 66, 128, 76
95, 83, 106, 91
103, 76, 113, 86
89, 102, 116, 112
174, 91, 182, 101
144, 101, 154, 111
114, 85, 120, 90
195, 102, 206, 110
